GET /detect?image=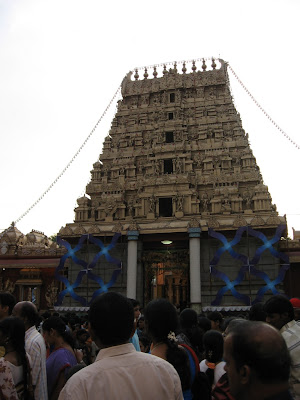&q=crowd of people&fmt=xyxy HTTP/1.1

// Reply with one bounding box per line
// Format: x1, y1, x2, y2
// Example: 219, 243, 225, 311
0, 291, 299, 399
